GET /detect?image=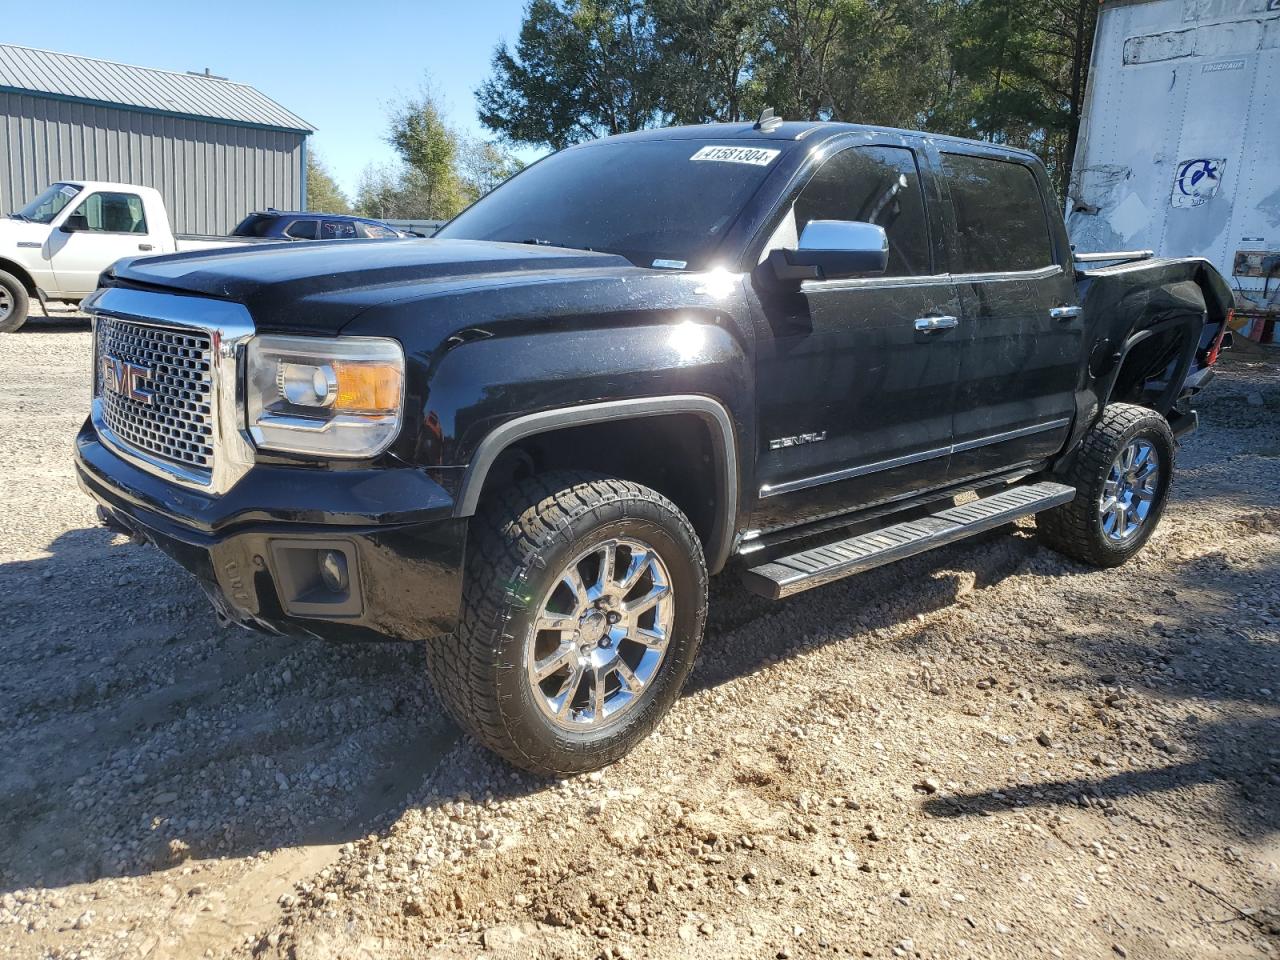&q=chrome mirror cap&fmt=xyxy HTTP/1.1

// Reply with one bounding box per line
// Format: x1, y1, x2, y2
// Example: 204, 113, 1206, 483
797, 219, 888, 258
